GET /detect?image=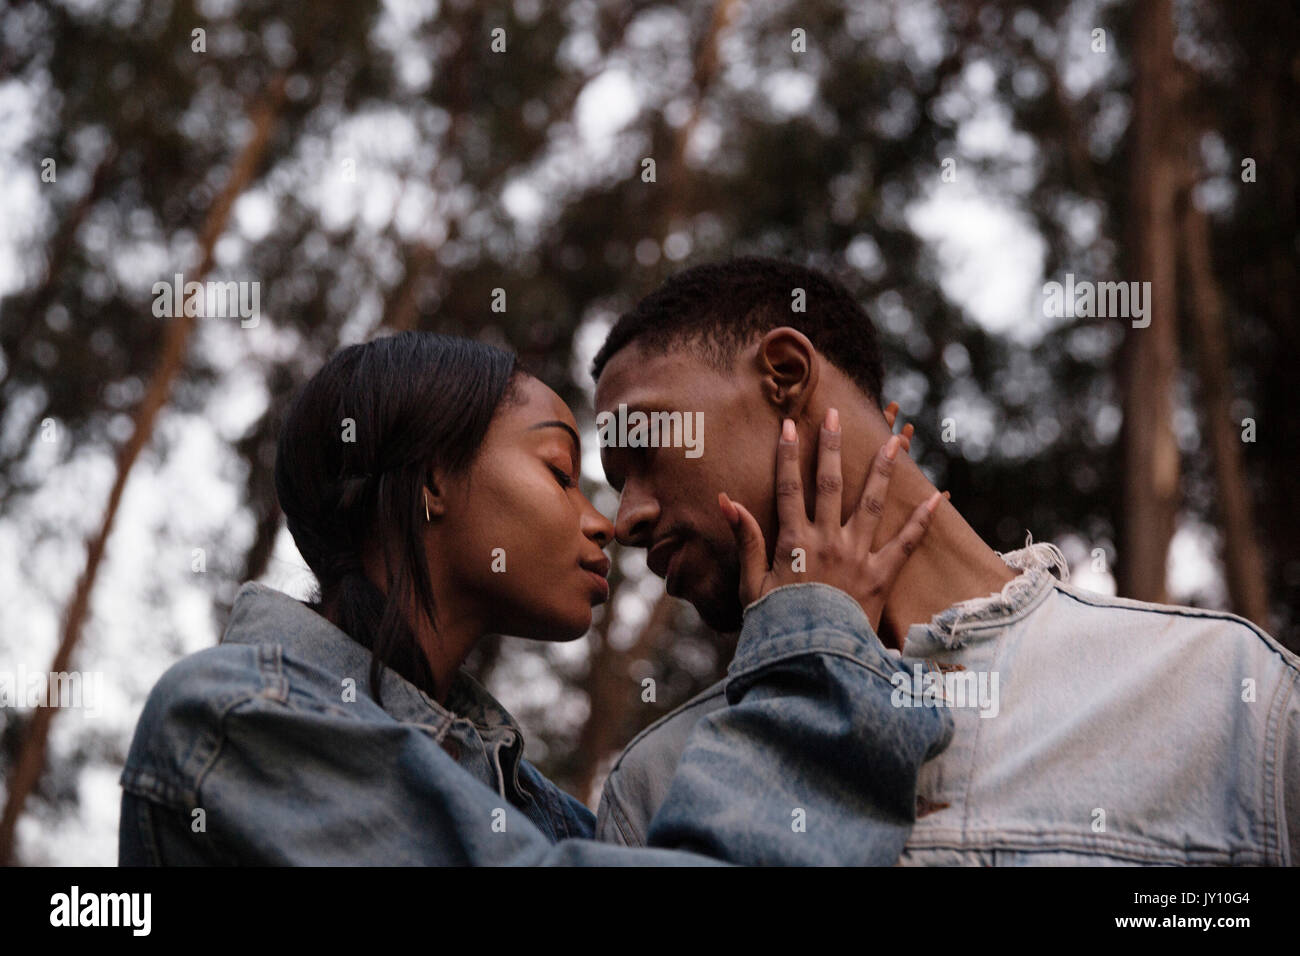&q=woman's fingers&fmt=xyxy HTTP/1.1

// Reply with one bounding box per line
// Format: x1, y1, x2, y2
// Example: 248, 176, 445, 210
814, 409, 843, 533
899, 422, 914, 452
725, 412, 937, 619
774, 418, 808, 542
848, 433, 901, 544
871, 491, 945, 586
720, 492, 767, 606
883, 401, 914, 452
